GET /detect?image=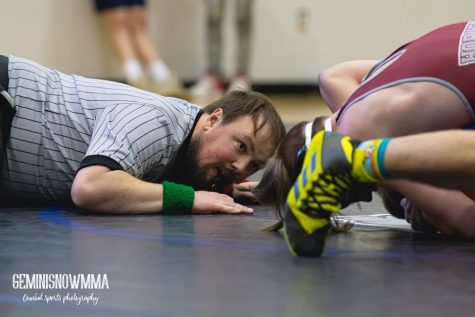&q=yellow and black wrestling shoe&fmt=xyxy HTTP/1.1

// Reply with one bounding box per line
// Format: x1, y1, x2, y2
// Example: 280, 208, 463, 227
284, 131, 365, 257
